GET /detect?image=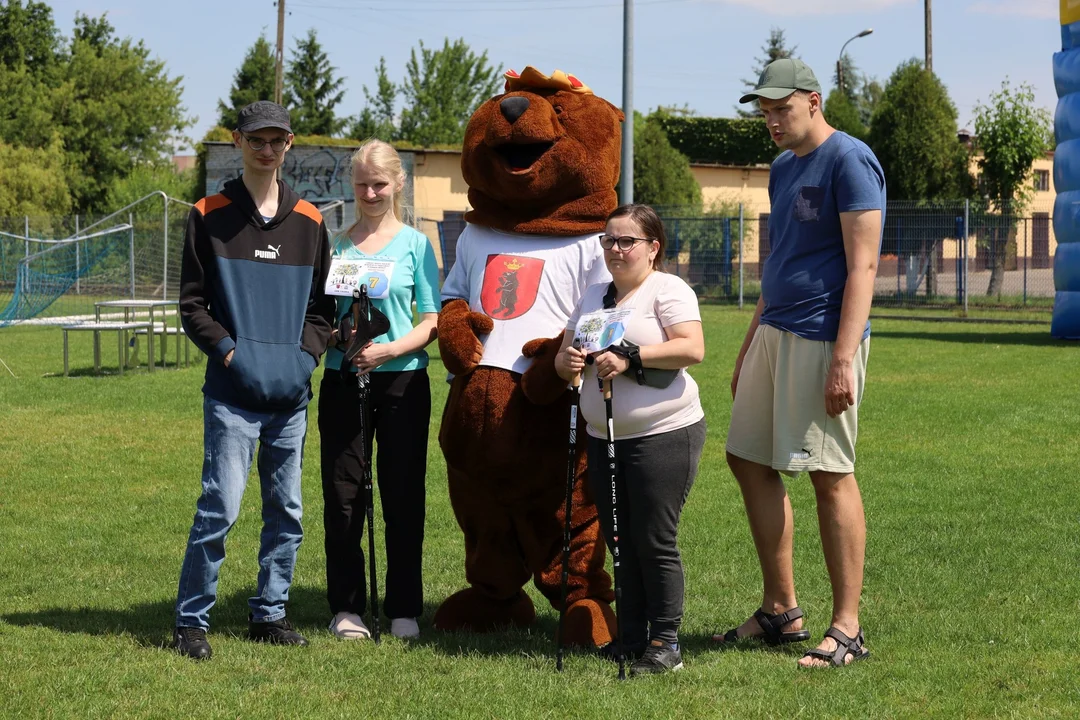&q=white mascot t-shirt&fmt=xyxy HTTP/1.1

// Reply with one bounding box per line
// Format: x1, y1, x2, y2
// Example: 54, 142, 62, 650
441, 223, 611, 375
